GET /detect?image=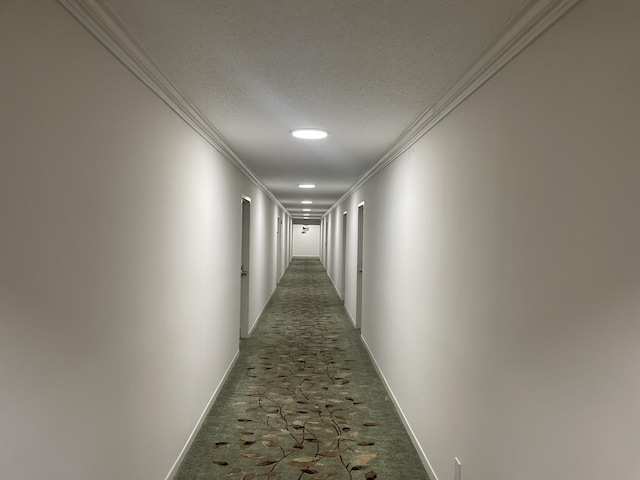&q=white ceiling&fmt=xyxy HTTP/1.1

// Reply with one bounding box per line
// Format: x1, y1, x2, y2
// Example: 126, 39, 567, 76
101, 0, 531, 218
